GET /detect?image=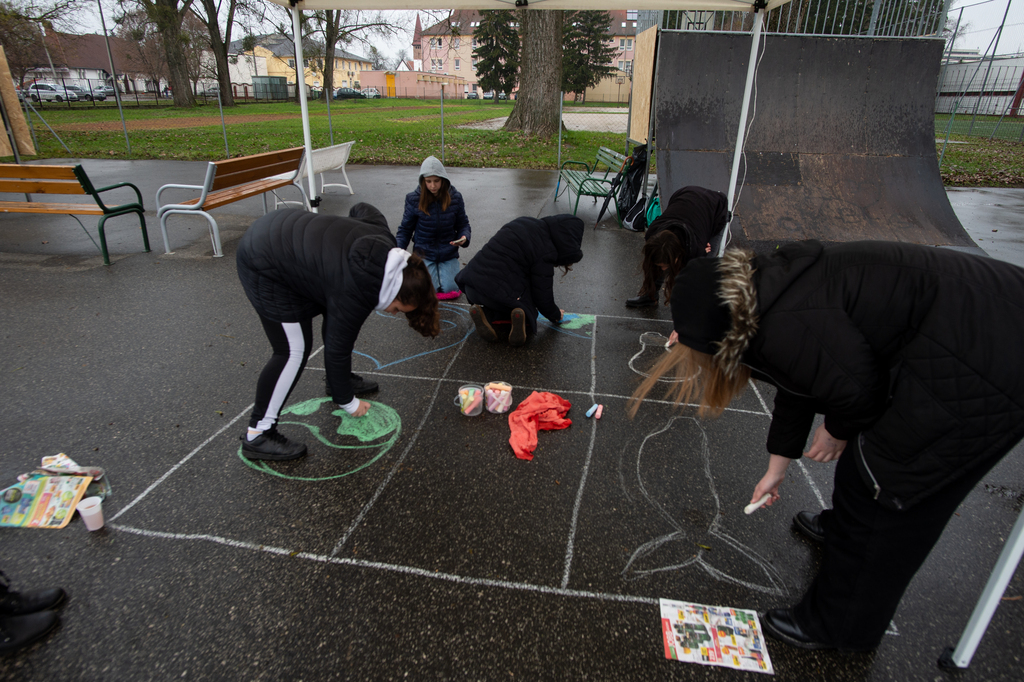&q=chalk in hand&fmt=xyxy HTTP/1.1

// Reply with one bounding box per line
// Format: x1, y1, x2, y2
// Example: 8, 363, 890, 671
586, 403, 599, 418
744, 493, 771, 515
